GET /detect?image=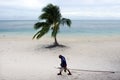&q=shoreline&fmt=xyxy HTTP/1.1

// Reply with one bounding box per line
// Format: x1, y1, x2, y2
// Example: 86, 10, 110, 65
0, 34, 120, 42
